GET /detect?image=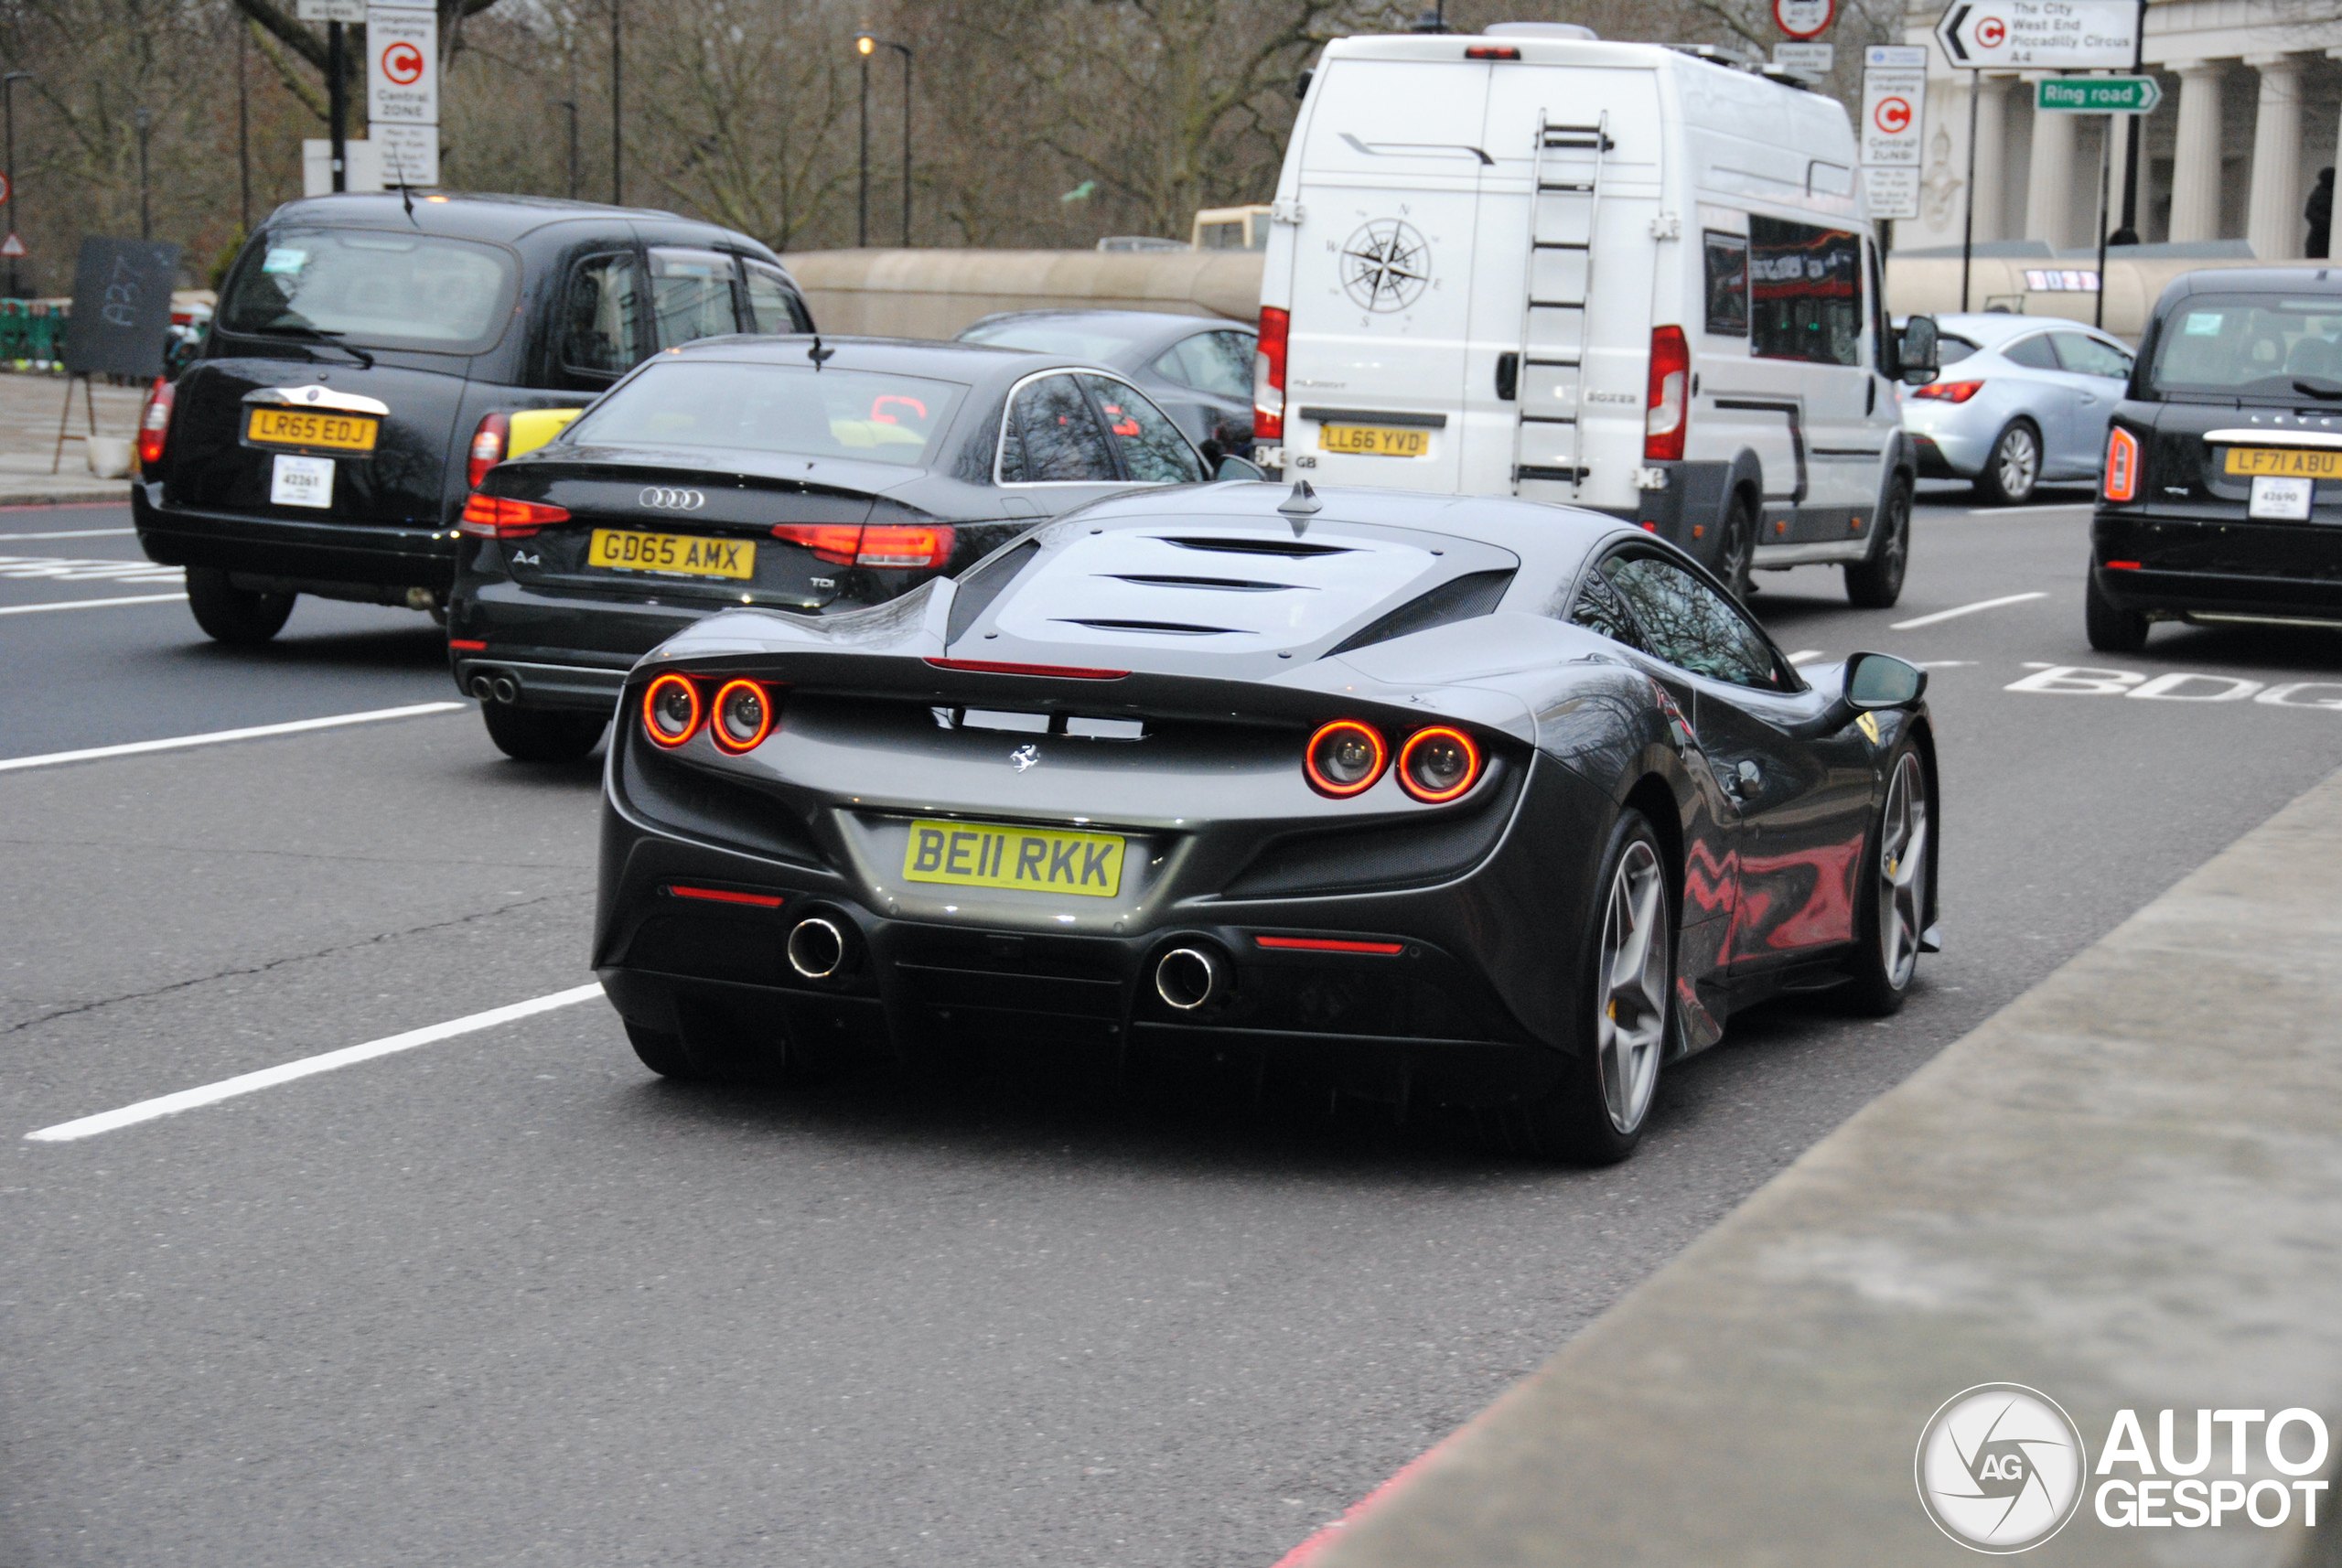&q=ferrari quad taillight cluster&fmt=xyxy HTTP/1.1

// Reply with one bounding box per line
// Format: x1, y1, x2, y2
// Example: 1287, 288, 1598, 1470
641, 673, 783, 754
1304, 718, 1484, 803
